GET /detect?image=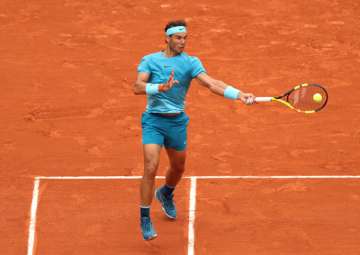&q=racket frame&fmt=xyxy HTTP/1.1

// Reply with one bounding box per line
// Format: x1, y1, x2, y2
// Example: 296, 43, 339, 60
255, 83, 328, 114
